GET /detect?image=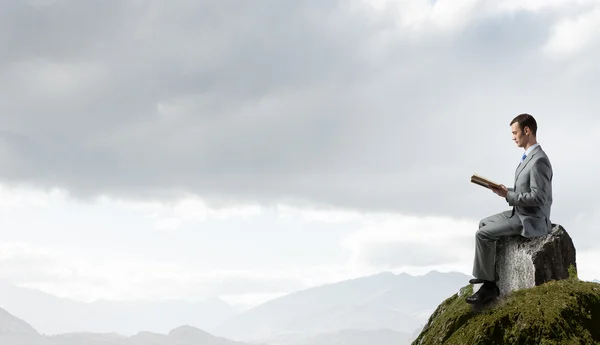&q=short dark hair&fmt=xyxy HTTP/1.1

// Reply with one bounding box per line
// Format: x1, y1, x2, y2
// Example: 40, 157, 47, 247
510, 113, 537, 136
